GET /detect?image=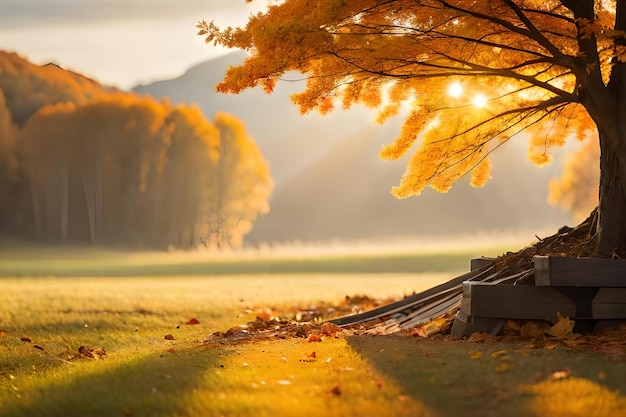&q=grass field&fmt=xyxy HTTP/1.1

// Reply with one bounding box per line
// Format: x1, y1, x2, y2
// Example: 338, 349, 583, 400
2, 245, 626, 417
